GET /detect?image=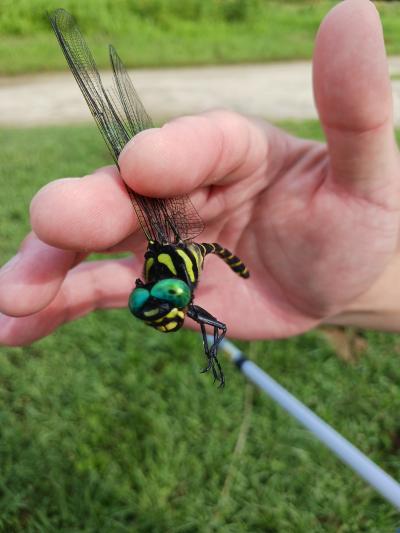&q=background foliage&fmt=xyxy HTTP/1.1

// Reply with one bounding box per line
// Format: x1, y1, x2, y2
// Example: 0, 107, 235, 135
0, 1, 400, 74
